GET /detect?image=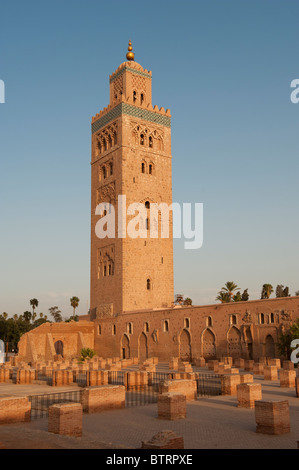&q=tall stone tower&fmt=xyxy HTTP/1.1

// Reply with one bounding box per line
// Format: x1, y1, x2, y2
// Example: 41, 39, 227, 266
90, 42, 174, 318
